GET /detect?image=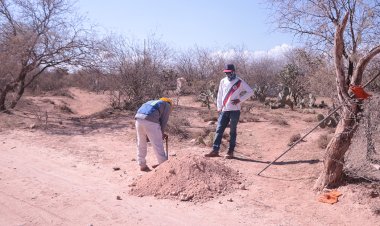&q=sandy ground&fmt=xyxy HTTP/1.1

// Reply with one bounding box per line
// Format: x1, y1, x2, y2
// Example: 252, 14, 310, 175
0, 88, 379, 226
